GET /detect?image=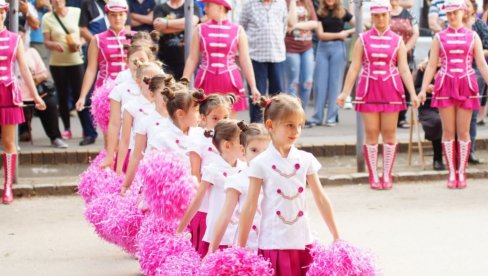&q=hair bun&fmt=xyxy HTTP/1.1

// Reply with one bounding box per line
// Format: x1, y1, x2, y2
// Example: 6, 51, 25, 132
125, 33, 134, 40
150, 30, 161, 41
161, 87, 176, 100
203, 129, 214, 138
143, 76, 151, 85
192, 89, 206, 102
237, 120, 249, 132
227, 93, 237, 105
259, 96, 270, 108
